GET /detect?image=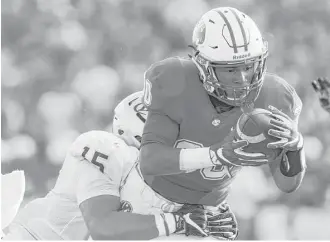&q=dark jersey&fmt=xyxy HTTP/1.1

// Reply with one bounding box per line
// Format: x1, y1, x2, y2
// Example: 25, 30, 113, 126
141, 57, 302, 206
